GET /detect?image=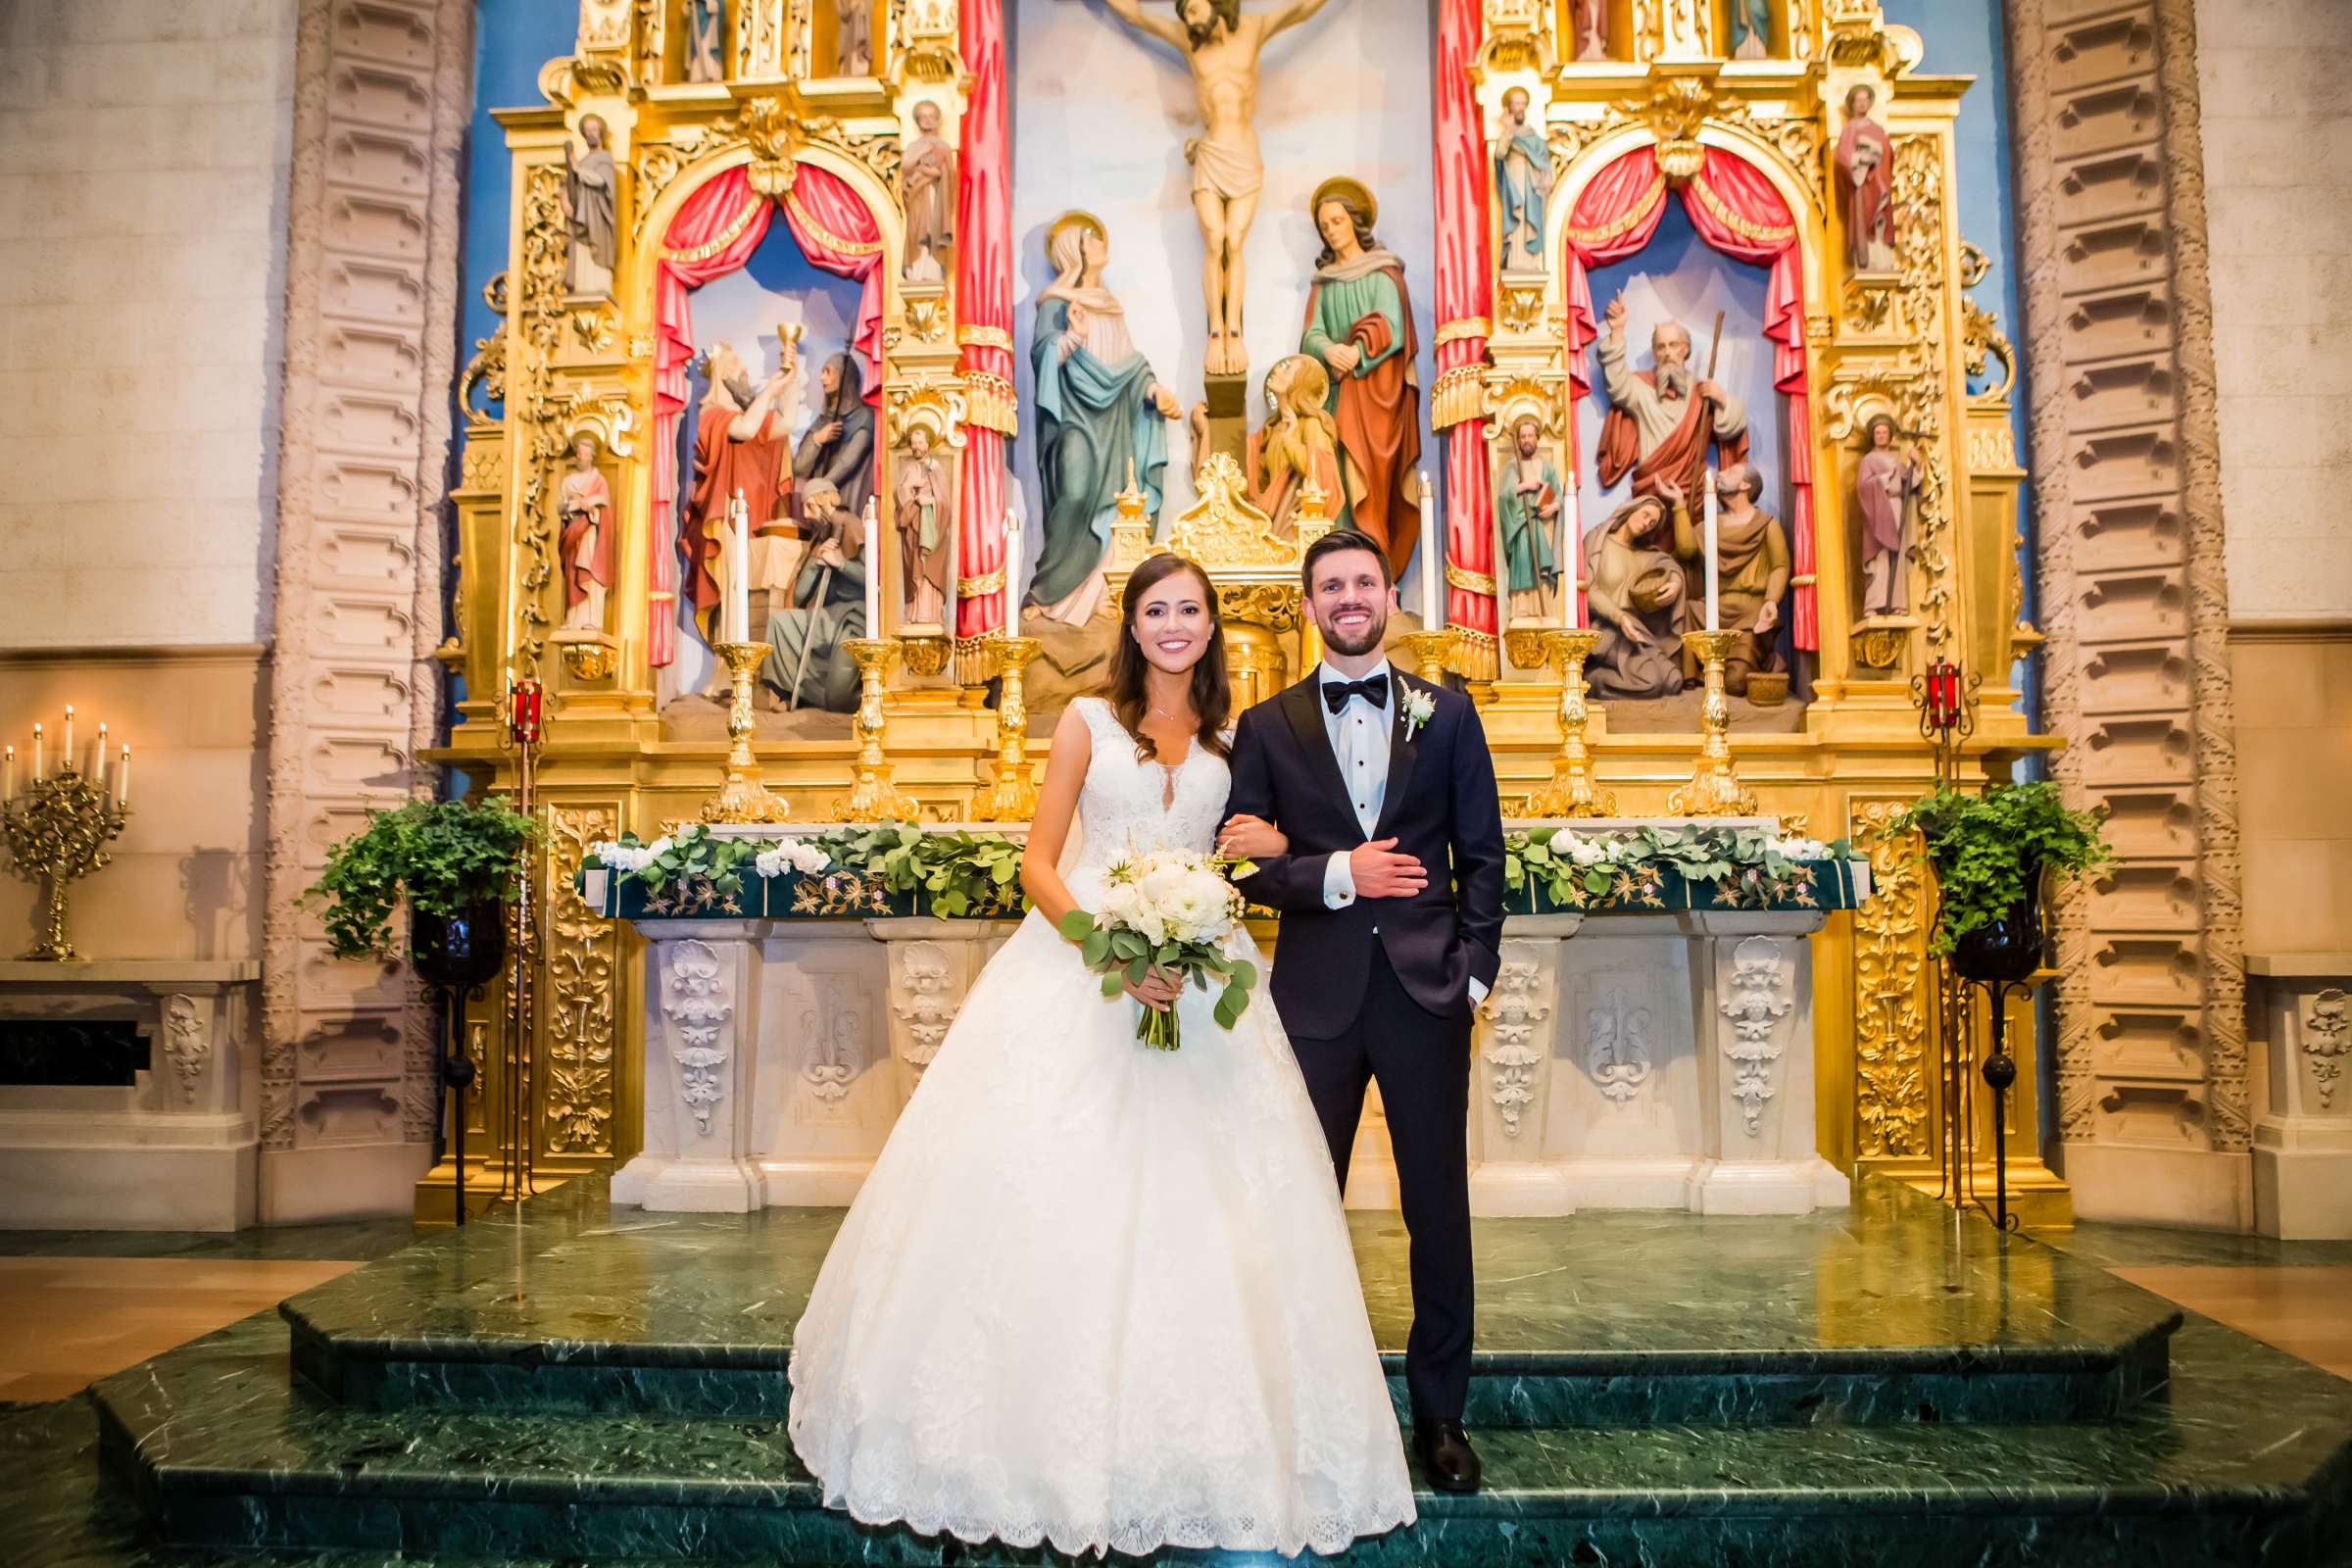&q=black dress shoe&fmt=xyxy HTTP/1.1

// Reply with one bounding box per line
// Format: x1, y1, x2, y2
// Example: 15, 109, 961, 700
1412, 1418, 1483, 1494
